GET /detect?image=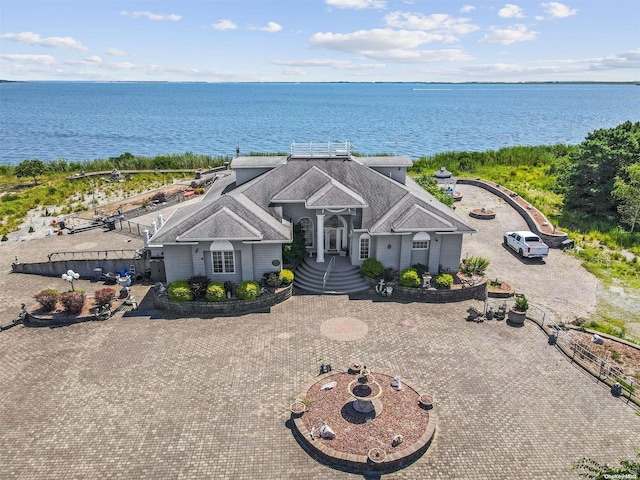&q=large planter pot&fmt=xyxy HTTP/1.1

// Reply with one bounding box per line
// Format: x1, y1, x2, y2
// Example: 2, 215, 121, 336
507, 308, 526, 326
